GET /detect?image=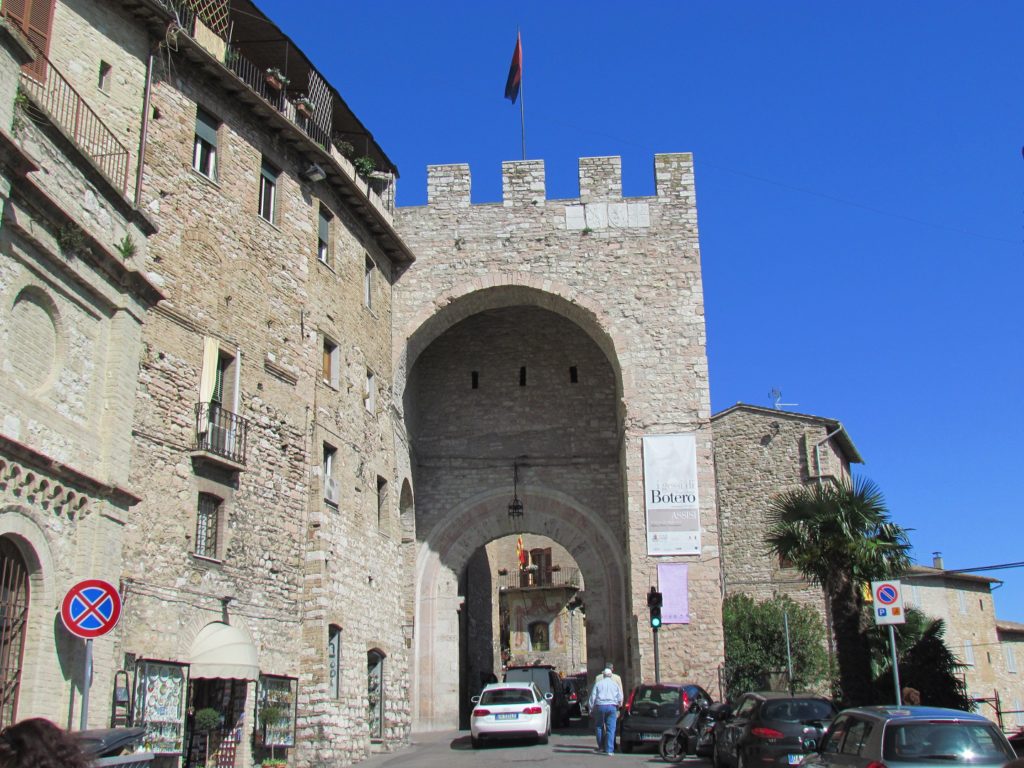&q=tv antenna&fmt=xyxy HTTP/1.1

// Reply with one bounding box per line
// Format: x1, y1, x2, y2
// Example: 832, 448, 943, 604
769, 388, 798, 410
